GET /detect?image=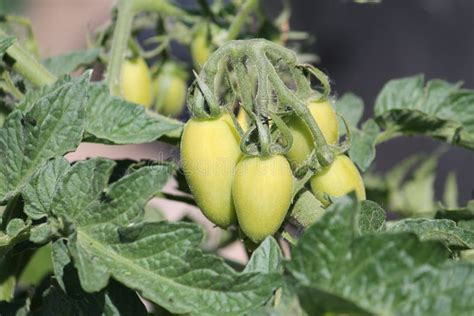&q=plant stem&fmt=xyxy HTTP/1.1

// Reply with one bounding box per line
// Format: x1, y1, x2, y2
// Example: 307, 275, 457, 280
0, 29, 56, 87
133, 0, 188, 17
226, 0, 259, 41
1, 72, 24, 100
375, 128, 400, 145
106, 0, 135, 96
